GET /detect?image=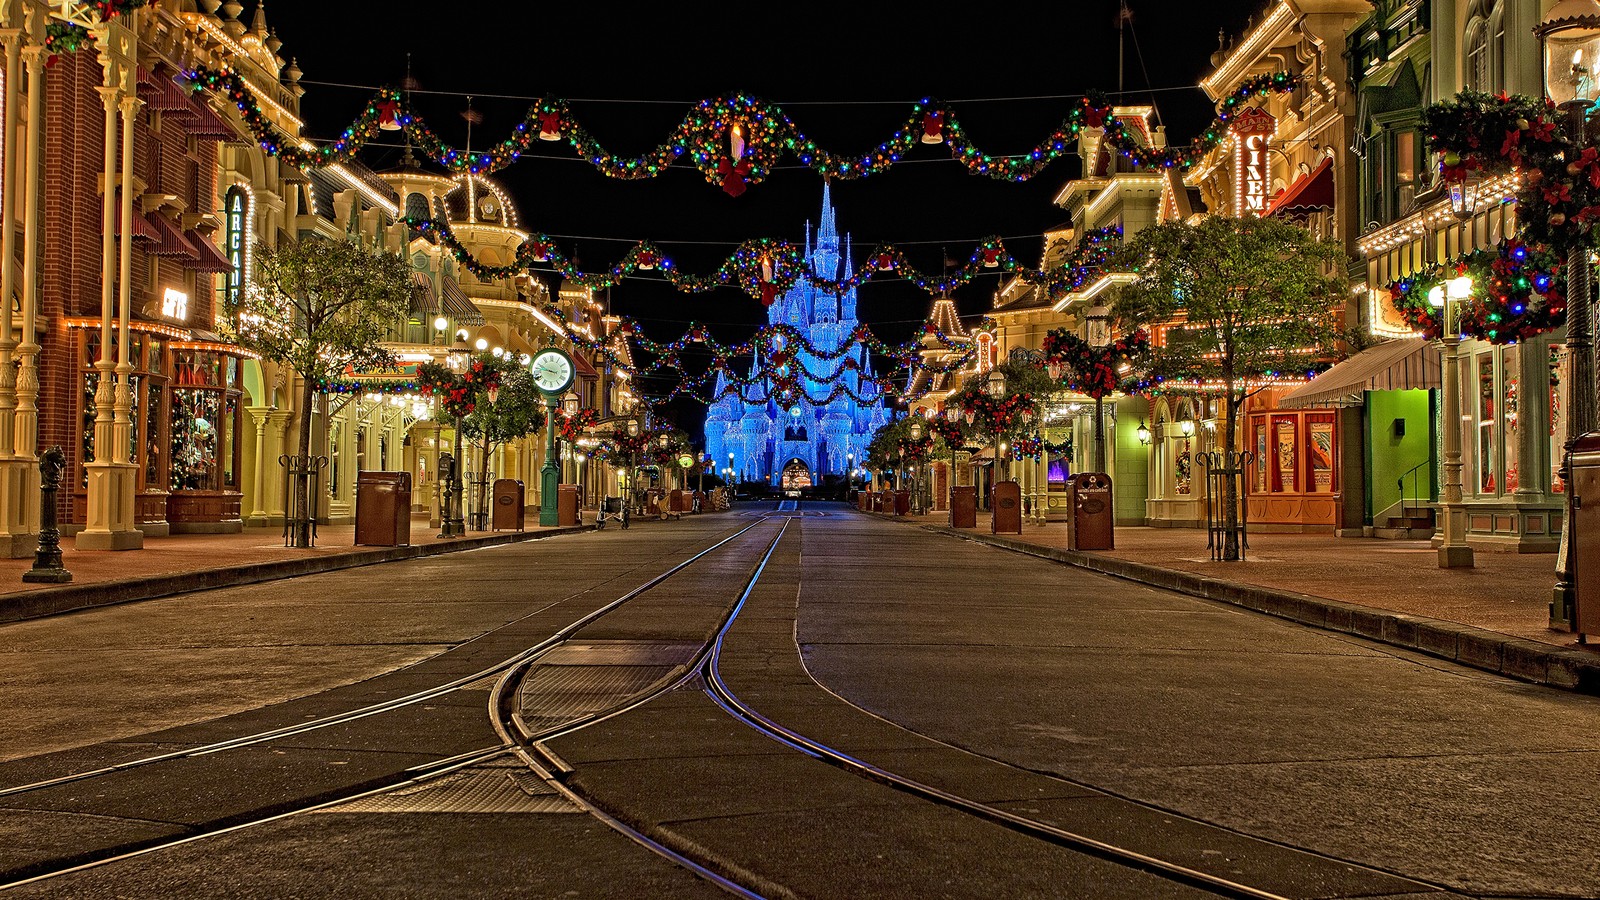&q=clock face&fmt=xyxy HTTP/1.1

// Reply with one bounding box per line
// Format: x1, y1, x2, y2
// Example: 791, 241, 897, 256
531, 349, 574, 394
